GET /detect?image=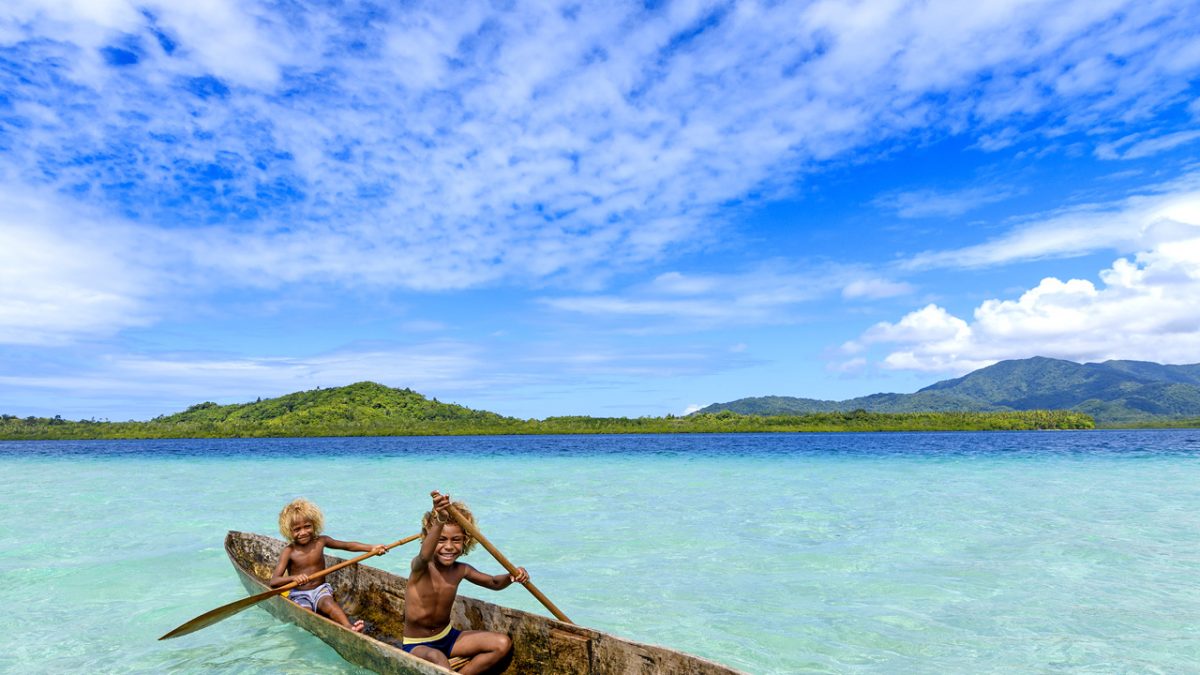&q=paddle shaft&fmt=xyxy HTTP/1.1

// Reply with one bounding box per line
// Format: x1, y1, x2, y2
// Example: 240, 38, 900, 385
159, 533, 421, 640
280, 533, 422, 590
444, 504, 573, 624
